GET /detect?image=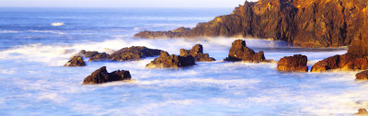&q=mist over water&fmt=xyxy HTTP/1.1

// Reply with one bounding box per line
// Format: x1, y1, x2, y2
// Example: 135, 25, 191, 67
0, 8, 366, 115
